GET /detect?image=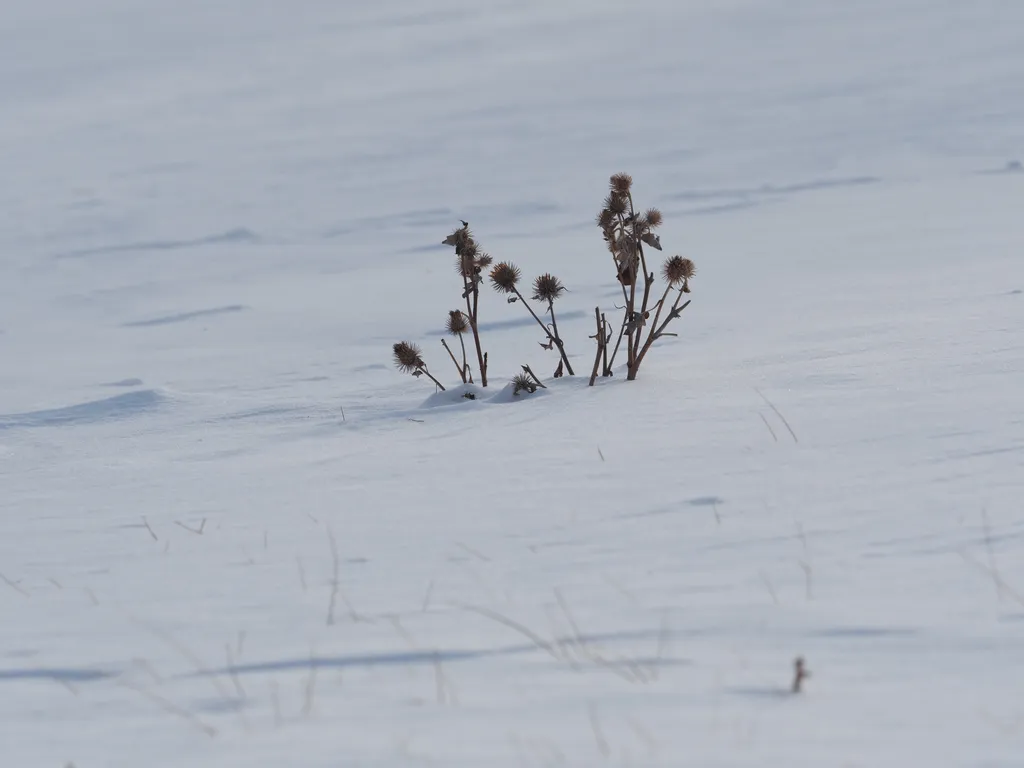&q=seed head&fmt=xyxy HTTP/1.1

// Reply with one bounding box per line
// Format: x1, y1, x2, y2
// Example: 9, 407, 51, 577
445, 310, 469, 335
489, 261, 522, 293
512, 373, 537, 395
610, 173, 633, 194
442, 224, 472, 252
662, 256, 696, 288
604, 193, 628, 217
643, 207, 663, 228
393, 341, 425, 374
475, 252, 493, 269
532, 273, 566, 303
596, 208, 615, 230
